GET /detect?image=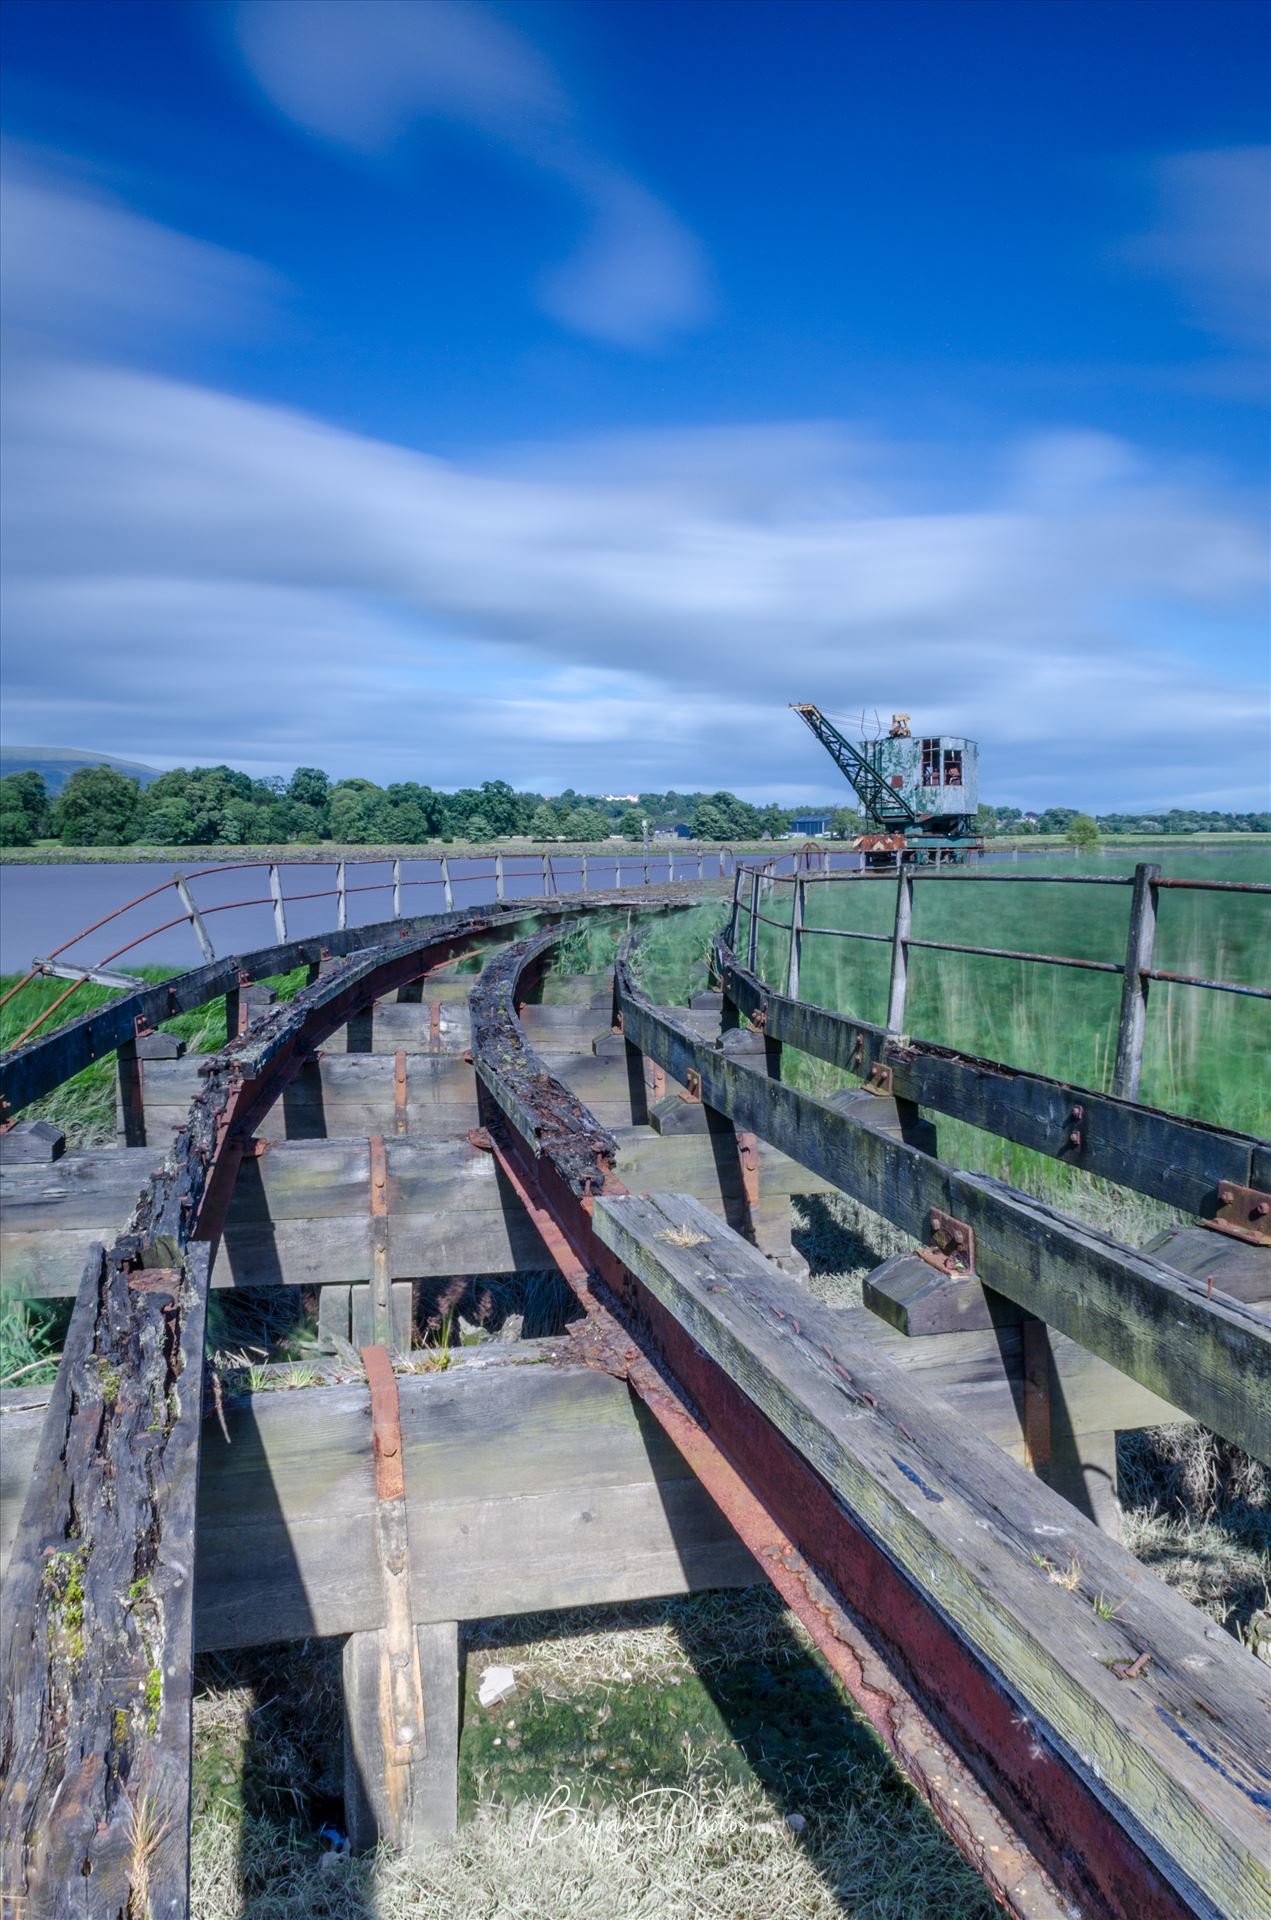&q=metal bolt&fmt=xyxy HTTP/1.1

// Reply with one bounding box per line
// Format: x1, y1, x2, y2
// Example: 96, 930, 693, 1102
1067, 1131, 1081, 1148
